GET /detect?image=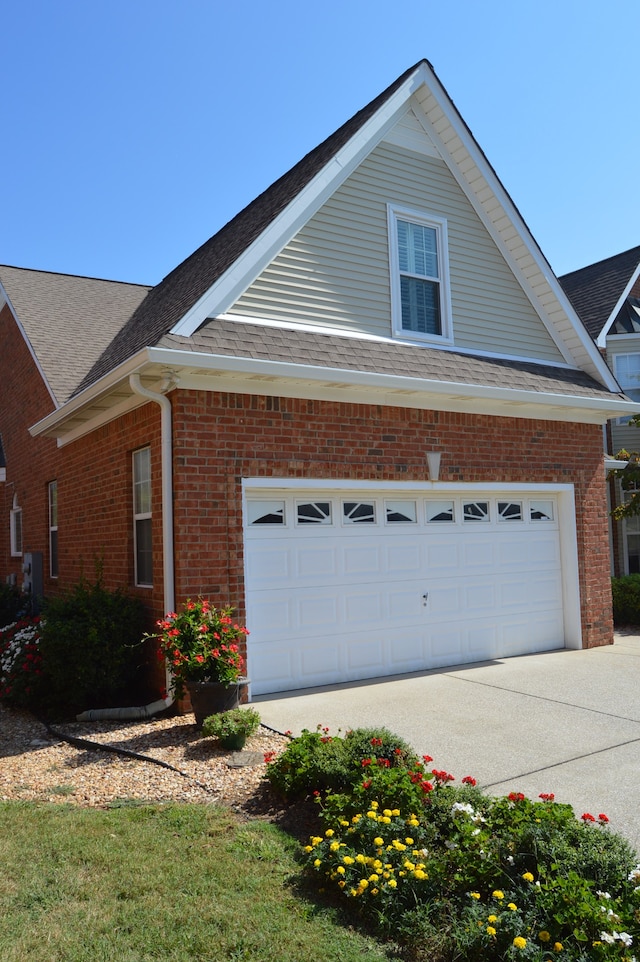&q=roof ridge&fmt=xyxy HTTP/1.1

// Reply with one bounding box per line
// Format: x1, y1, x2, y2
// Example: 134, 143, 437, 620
0, 263, 151, 289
